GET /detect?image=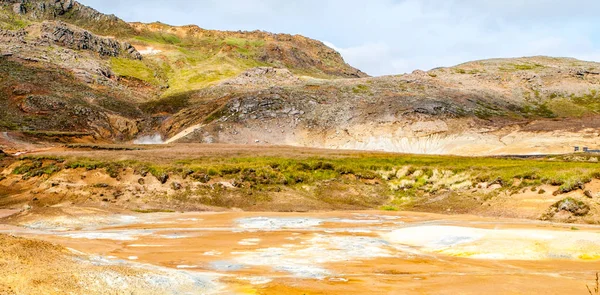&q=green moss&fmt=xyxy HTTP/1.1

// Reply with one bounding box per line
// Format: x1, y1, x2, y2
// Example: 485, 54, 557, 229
546, 98, 588, 118
520, 103, 556, 118
352, 84, 370, 94
380, 205, 398, 211
141, 92, 190, 114
134, 32, 181, 45
13, 161, 61, 179
499, 63, 545, 72
109, 57, 159, 85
